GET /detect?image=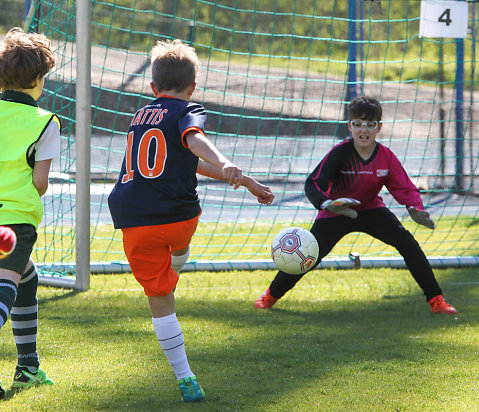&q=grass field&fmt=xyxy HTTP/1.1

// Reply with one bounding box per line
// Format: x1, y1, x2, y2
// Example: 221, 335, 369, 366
0, 267, 477, 411
35, 215, 479, 266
